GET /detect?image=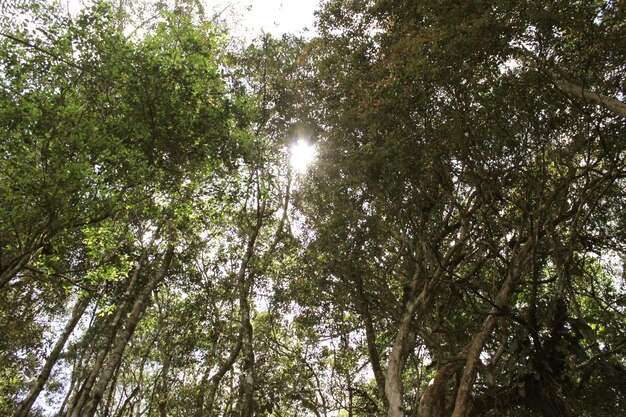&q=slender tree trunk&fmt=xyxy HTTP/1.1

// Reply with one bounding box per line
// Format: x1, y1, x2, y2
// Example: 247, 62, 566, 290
57, 318, 97, 417
102, 362, 121, 417
70, 245, 175, 417
57, 364, 76, 417
158, 355, 171, 417
65, 324, 114, 416
234, 197, 263, 417
355, 273, 388, 409
67, 304, 129, 415
450, 240, 533, 417
195, 365, 212, 417
385, 294, 420, 417
201, 337, 243, 417
239, 298, 255, 417
386, 233, 468, 417
67, 235, 156, 416
113, 386, 139, 417
236, 243, 259, 417
386, 259, 435, 417
347, 373, 354, 417
14, 296, 91, 417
